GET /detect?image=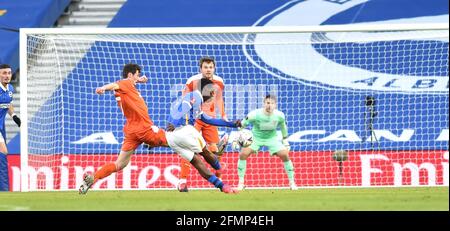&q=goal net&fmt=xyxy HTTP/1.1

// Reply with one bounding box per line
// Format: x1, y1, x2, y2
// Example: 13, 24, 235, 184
19, 24, 449, 191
